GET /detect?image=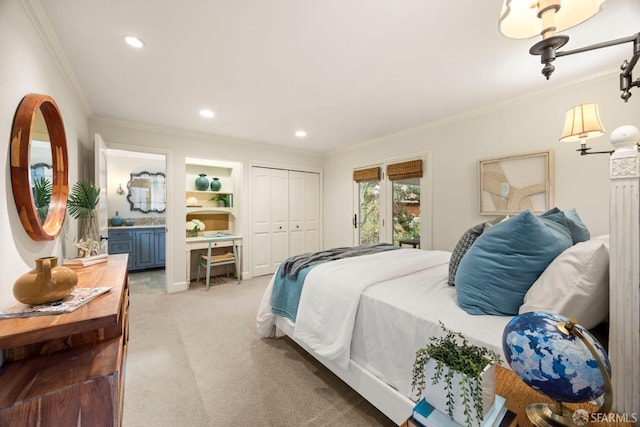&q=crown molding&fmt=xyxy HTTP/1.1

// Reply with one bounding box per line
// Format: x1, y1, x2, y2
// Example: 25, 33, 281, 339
90, 116, 324, 159
20, 0, 91, 115
328, 69, 621, 156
